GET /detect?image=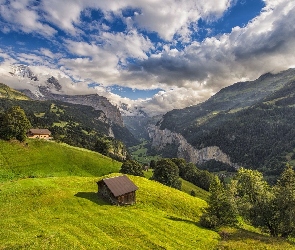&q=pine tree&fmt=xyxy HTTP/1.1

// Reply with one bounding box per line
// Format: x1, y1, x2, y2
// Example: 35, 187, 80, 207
200, 176, 238, 228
